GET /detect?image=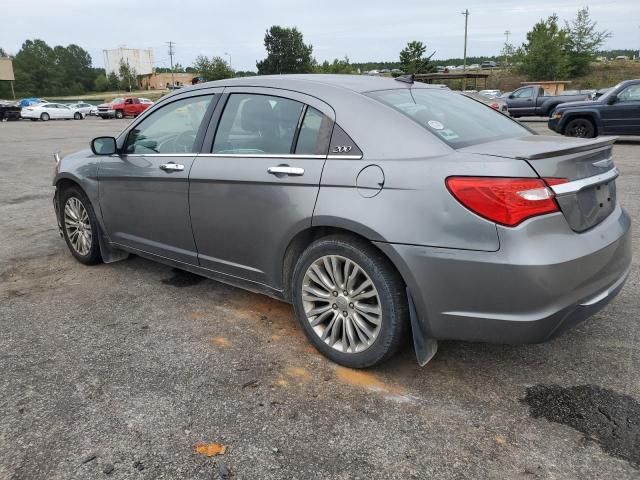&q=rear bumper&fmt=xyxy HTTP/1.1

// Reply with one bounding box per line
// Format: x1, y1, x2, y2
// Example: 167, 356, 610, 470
376, 206, 632, 344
